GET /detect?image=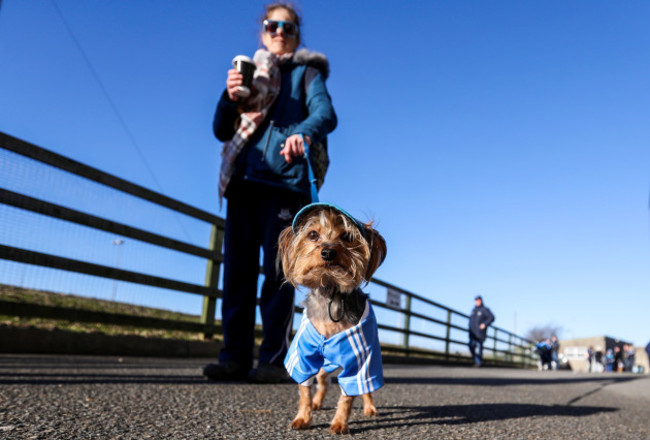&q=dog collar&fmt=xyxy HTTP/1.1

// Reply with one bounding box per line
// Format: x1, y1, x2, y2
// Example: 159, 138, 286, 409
292, 203, 367, 238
